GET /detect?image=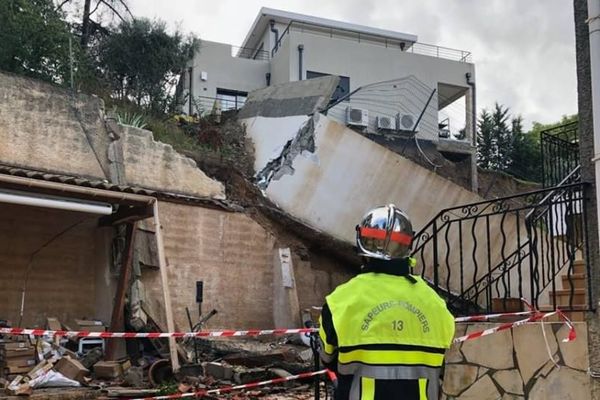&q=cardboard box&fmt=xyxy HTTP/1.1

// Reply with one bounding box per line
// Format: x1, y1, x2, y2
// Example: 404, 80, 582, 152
93, 361, 123, 379
3, 357, 36, 368
0, 342, 29, 351
1, 348, 35, 358
54, 357, 89, 383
